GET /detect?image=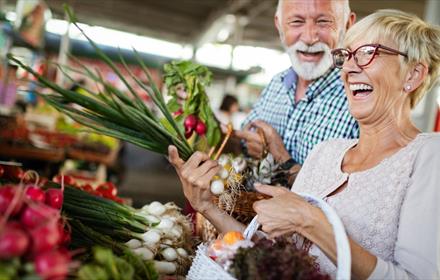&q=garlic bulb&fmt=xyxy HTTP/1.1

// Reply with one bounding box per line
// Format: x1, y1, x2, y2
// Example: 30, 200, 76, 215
210, 179, 225, 195
218, 154, 230, 166
218, 166, 229, 179
232, 157, 247, 173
